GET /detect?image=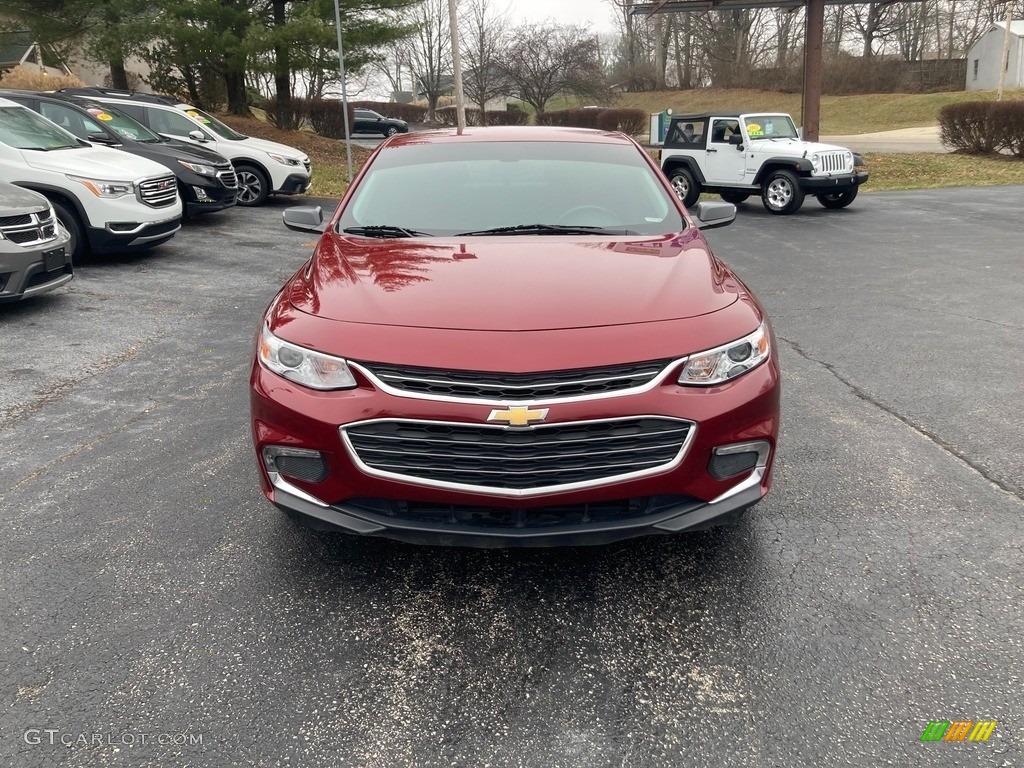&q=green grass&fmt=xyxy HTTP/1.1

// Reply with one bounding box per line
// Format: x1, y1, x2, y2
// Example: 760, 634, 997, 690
862, 152, 1024, 191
